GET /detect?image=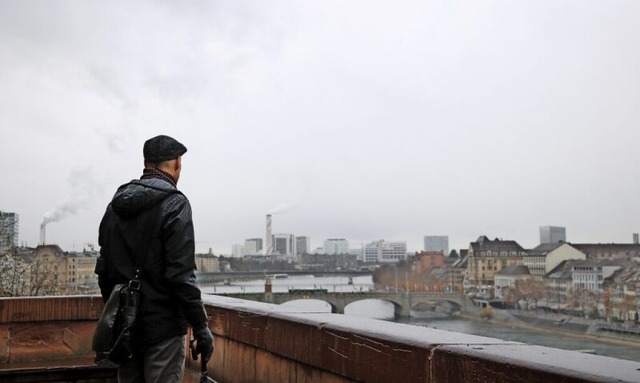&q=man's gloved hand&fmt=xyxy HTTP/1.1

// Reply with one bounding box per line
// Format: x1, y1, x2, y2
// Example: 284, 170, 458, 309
192, 326, 214, 363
